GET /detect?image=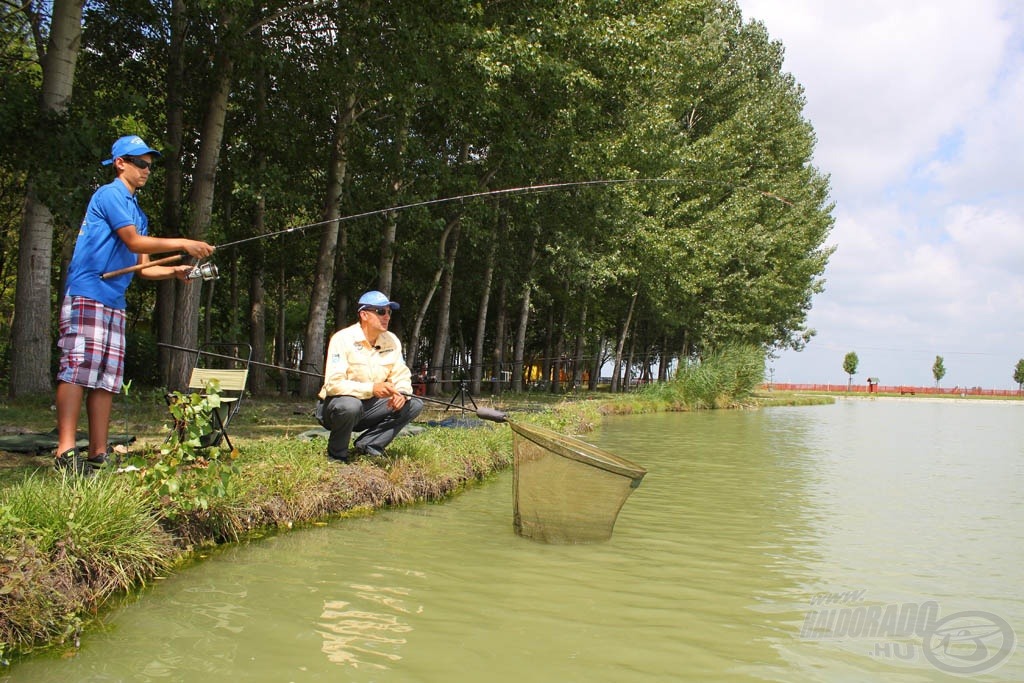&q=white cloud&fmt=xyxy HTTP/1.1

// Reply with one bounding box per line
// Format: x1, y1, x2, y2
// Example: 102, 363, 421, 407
925, 46, 1024, 199
946, 205, 1024, 273
744, 0, 1015, 198
739, 1, 1024, 388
